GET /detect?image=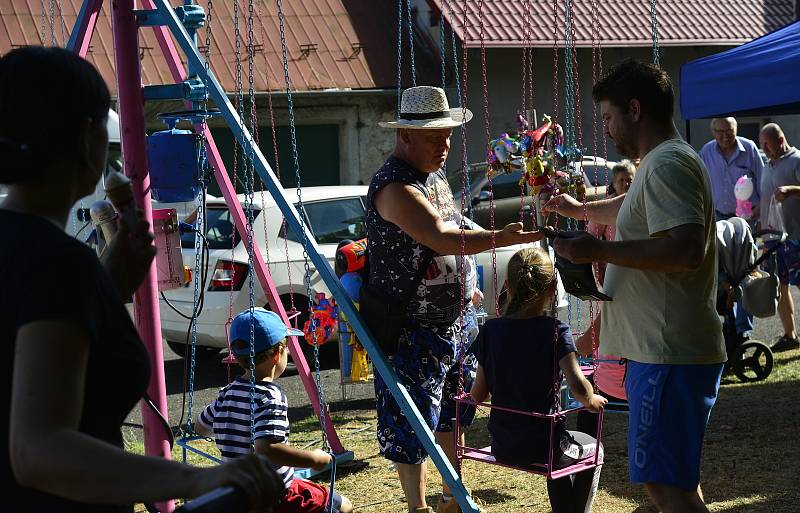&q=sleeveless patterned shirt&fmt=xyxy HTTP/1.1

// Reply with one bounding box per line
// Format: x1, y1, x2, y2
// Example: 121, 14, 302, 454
366, 155, 463, 328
